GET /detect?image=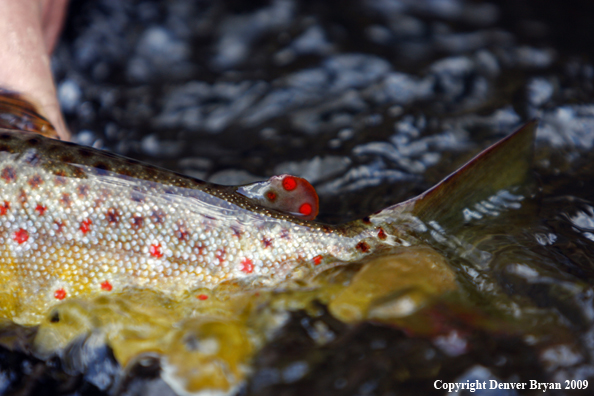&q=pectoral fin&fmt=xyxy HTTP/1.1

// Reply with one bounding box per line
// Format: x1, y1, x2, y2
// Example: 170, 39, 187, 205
0, 91, 58, 138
